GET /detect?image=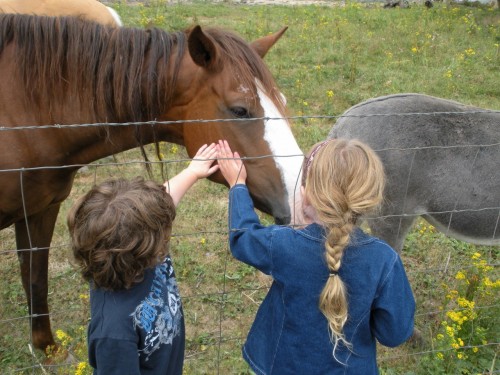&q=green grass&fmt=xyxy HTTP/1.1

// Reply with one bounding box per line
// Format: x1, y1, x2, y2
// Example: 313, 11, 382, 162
0, 1, 499, 374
